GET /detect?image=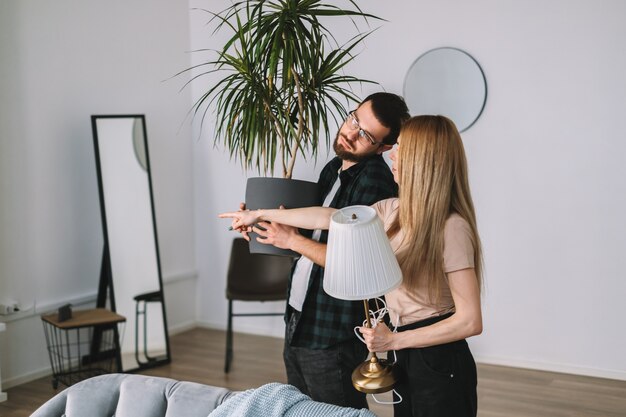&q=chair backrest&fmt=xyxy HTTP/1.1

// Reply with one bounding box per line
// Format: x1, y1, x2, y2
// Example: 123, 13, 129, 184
226, 238, 294, 301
